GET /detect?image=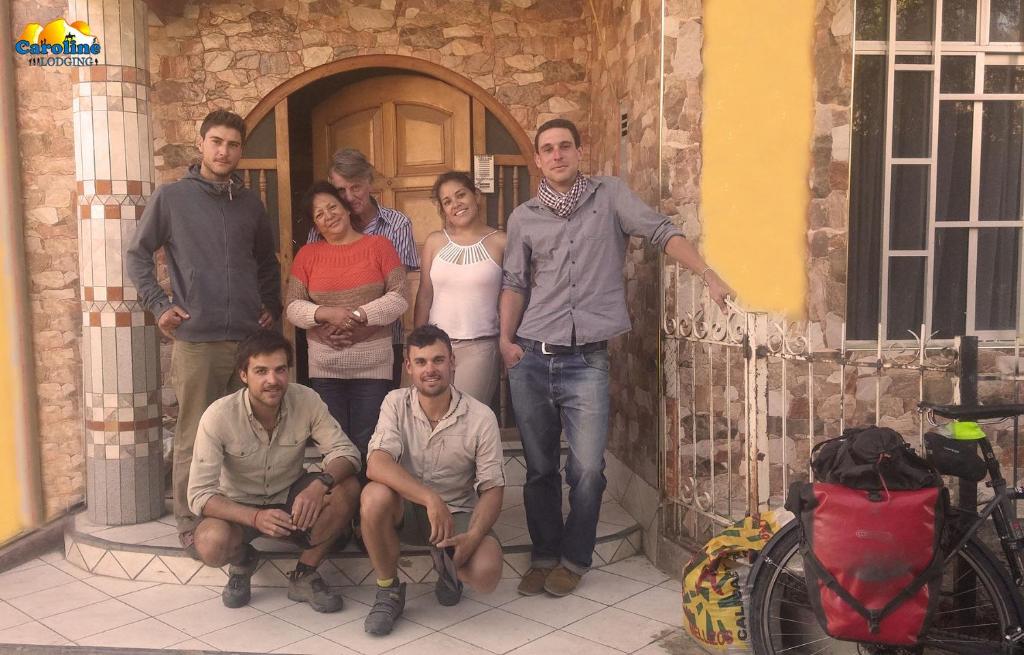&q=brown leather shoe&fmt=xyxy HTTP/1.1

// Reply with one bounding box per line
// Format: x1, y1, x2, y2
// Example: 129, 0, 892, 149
543, 565, 581, 596
517, 567, 552, 596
